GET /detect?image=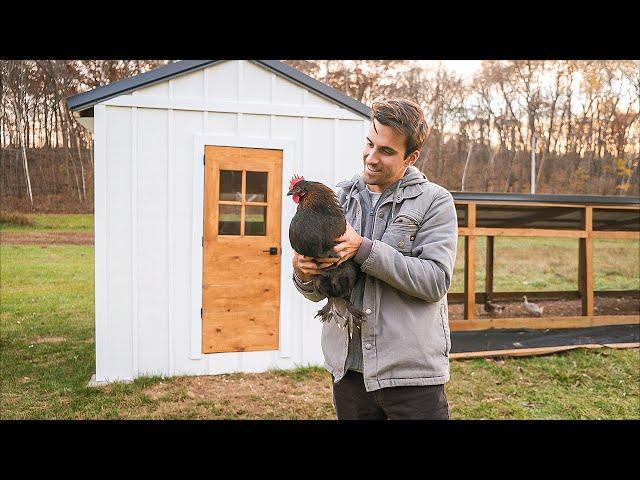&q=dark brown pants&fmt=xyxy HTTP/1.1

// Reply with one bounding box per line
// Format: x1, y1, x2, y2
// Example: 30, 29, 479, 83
331, 370, 450, 420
